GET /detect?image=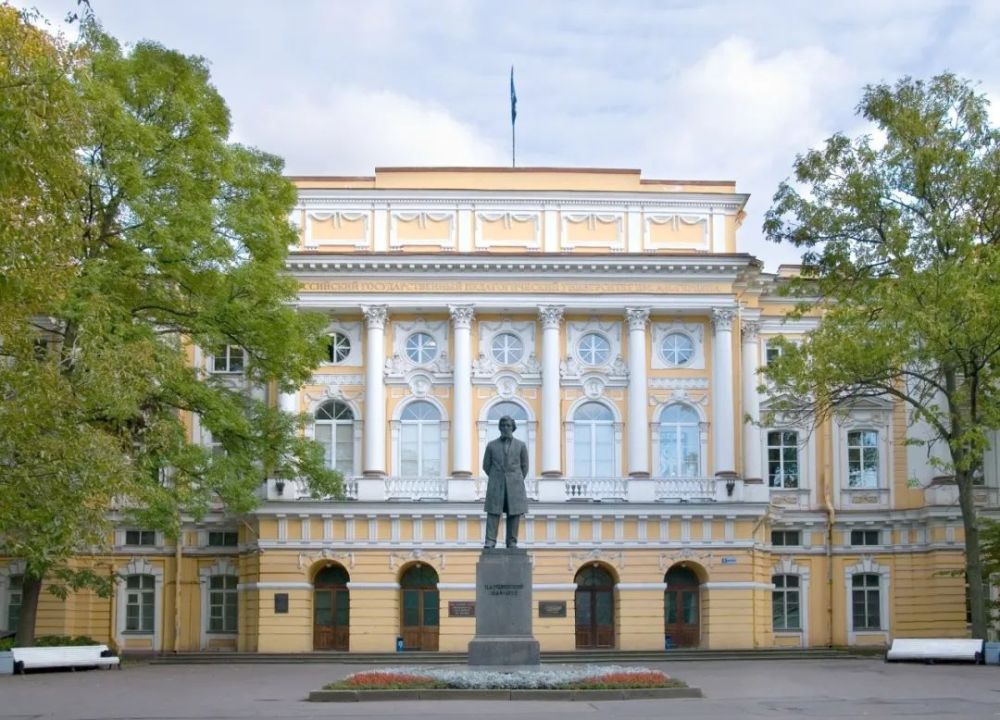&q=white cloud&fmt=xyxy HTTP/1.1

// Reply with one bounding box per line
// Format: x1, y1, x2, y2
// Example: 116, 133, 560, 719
231, 86, 505, 175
